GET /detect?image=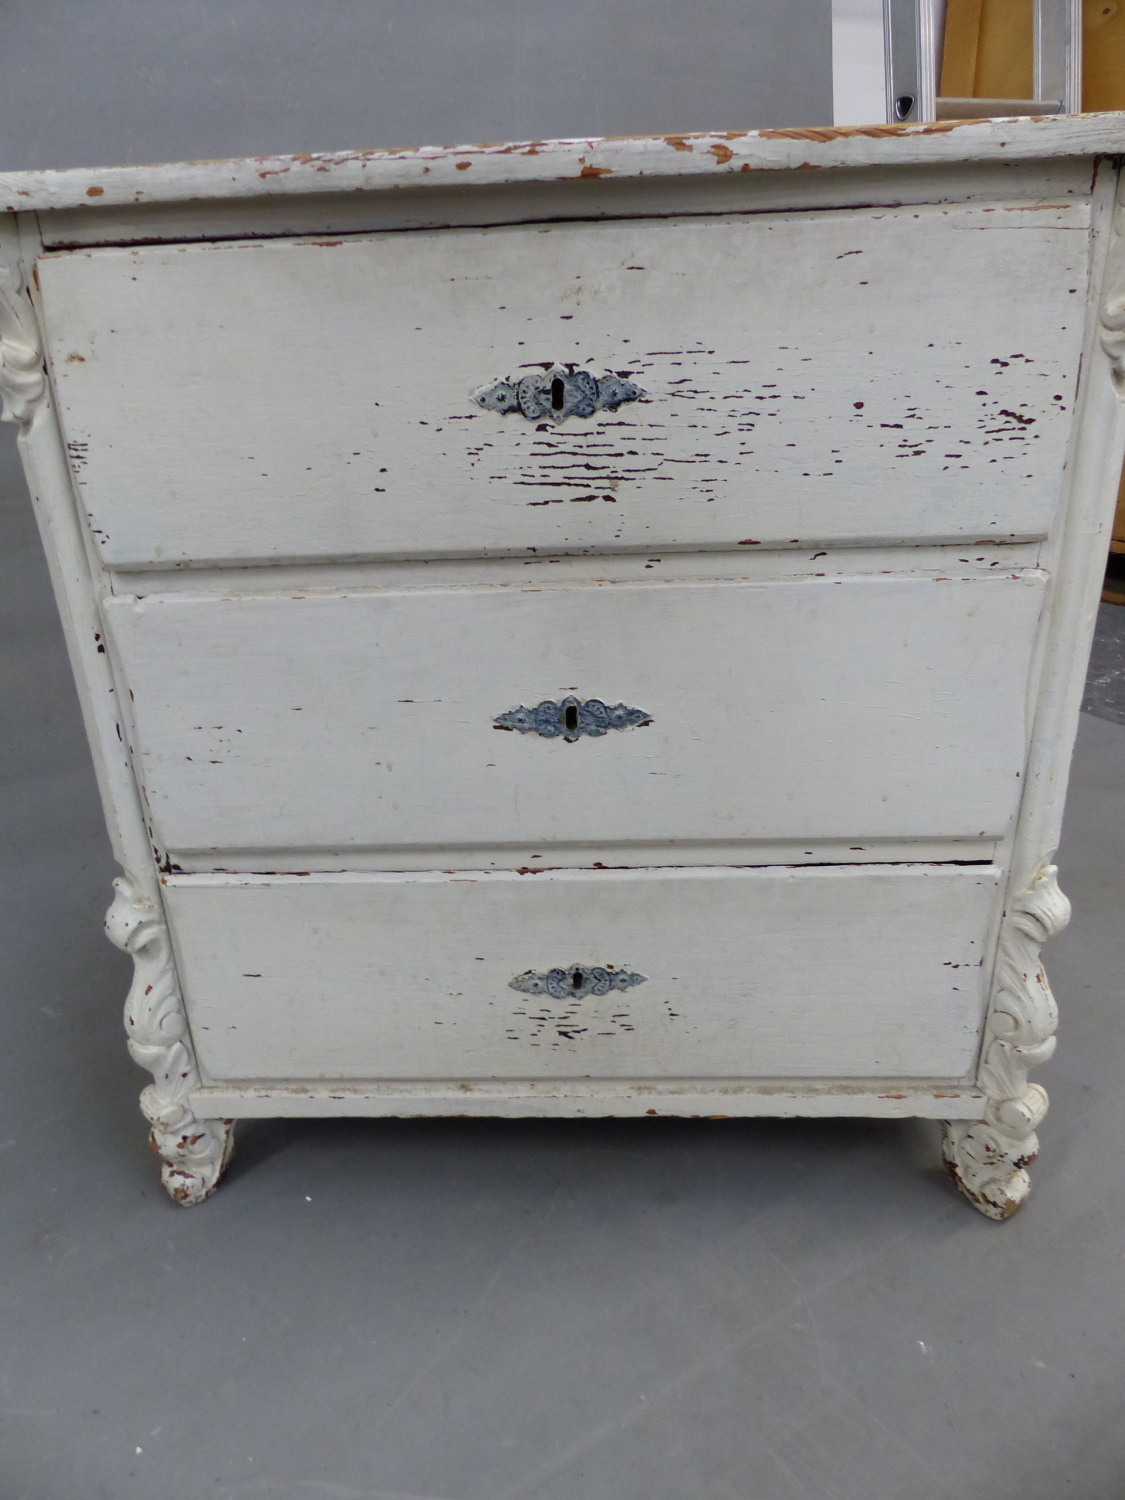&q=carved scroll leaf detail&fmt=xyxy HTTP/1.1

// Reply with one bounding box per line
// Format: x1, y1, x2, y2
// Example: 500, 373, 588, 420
942, 865, 1070, 1220
472, 365, 644, 421
0, 260, 46, 426
509, 964, 648, 999
105, 876, 233, 1205
495, 696, 652, 741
